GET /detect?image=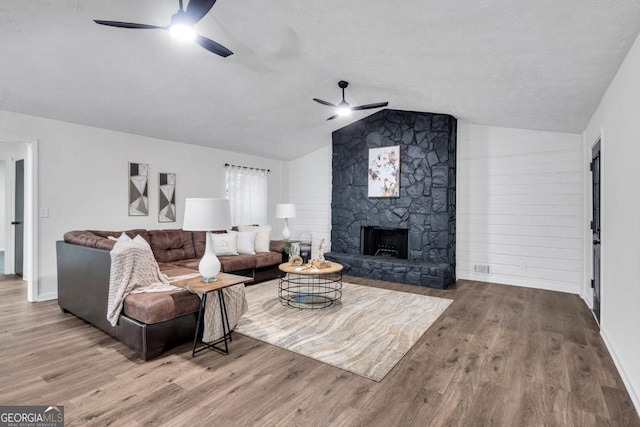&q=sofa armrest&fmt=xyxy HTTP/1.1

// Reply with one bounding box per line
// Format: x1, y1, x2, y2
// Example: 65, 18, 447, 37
57, 241, 116, 336
269, 240, 286, 253
64, 230, 116, 250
